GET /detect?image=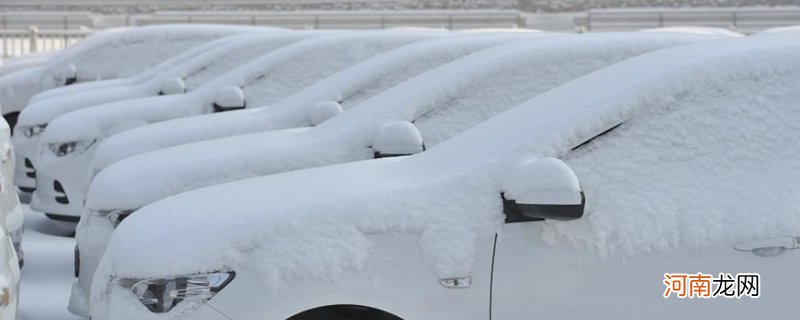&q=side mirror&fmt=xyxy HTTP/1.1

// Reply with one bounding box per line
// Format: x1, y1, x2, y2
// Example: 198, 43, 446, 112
308, 101, 342, 126
59, 64, 77, 85
373, 121, 424, 158
502, 158, 584, 222
213, 86, 245, 113
160, 77, 185, 95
